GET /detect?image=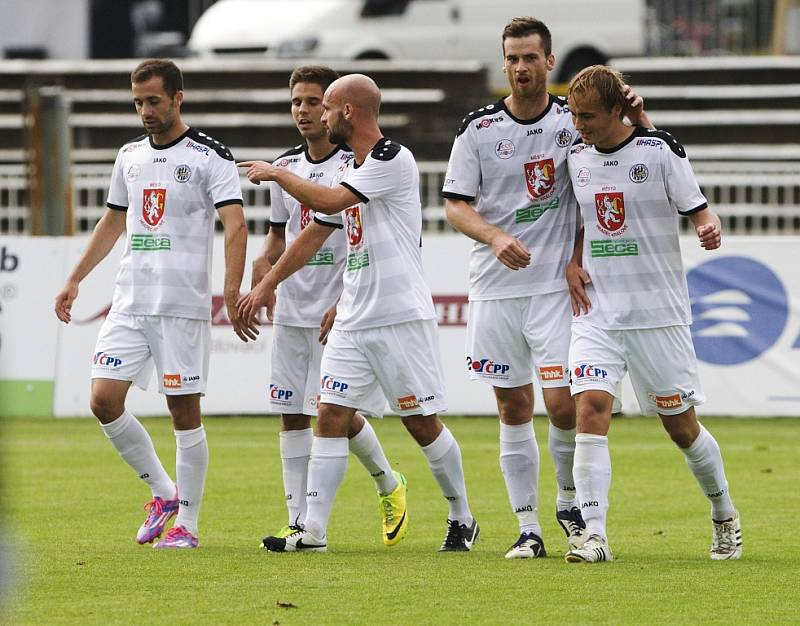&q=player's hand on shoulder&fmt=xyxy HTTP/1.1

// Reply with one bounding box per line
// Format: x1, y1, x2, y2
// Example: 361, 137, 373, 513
54, 280, 79, 323
696, 223, 721, 250
566, 260, 592, 316
489, 230, 531, 270
238, 160, 278, 185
